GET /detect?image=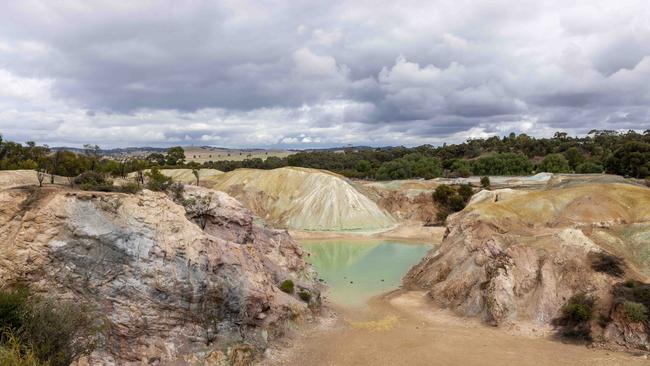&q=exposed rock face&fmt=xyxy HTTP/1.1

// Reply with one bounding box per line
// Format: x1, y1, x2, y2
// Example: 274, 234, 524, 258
206, 167, 395, 231
0, 185, 319, 364
404, 183, 650, 350
359, 180, 439, 224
